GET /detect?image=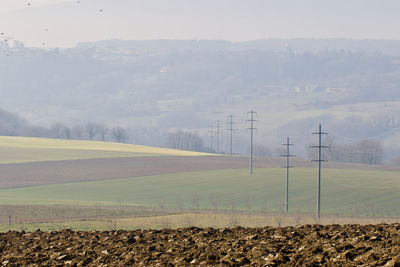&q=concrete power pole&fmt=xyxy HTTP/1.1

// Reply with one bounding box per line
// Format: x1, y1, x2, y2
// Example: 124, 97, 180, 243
311, 124, 329, 220
209, 126, 214, 152
281, 137, 295, 213
227, 115, 235, 156
247, 110, 257, 174
215, 120, 221, 153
